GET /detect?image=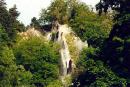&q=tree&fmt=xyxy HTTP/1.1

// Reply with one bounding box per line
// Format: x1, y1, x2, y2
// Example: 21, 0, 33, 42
96, 0, 130, 77
0, 0, 6, 7
40, 0, 112, 47
9, 4, 26, 32
39, 0, 68, 25
0, 2, 25, 43
69, 2, 112, 48
0, 25, 8, 45
0, 45, 32, 87
30, 17, 40, 29
9, 4, 20, 21
0, 0, 11, 35
8, 5, 21, 39
73, 47, 127, 87
13, 37, 60, 86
